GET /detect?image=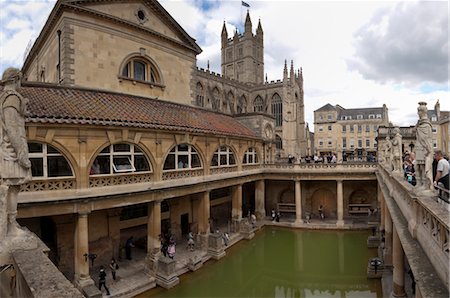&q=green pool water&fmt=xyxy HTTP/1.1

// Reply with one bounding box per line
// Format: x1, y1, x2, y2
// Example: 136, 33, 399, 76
140, 227, 381, 297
